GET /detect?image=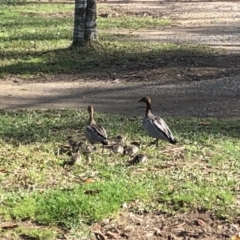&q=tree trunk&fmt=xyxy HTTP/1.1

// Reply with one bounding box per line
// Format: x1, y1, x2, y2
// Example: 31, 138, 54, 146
72, 0, 97, 47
